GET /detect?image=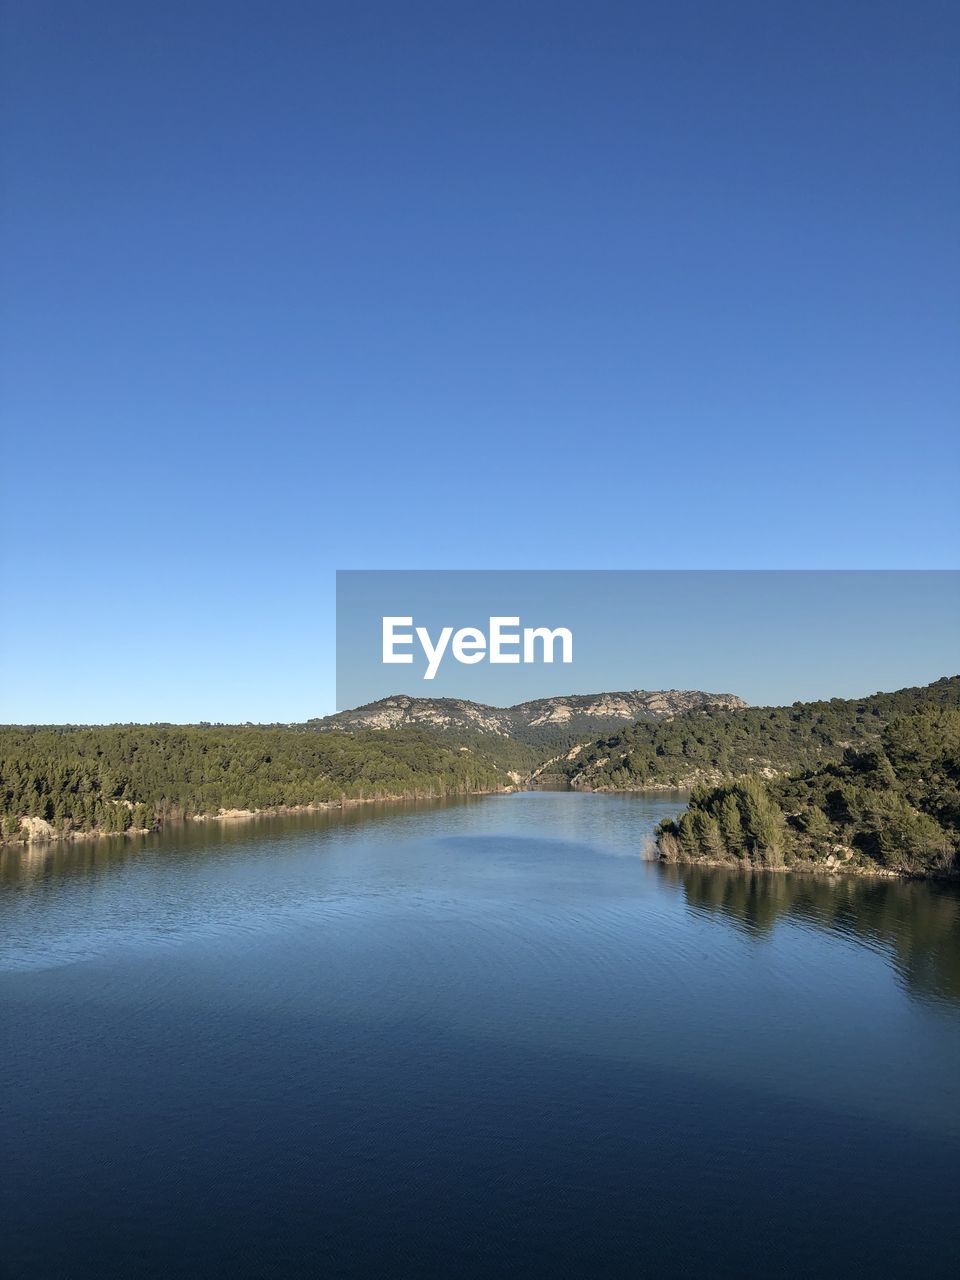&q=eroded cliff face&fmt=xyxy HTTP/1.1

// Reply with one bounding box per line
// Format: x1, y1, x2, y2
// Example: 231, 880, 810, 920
314, 696, 516, 735
518, 690, 746, 727
308, 689, 747, 741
